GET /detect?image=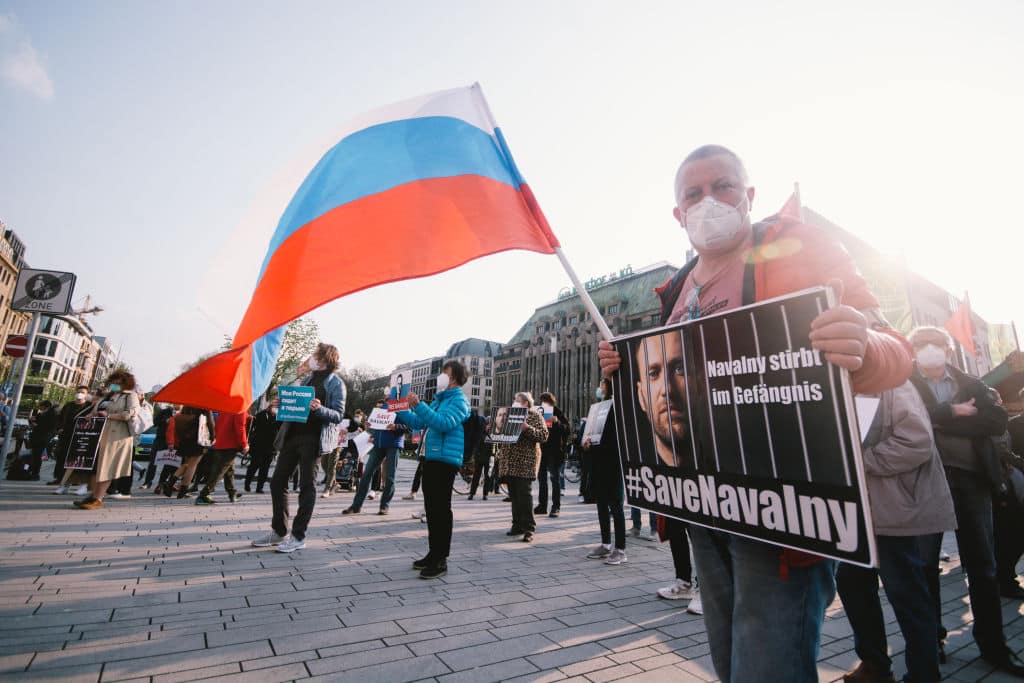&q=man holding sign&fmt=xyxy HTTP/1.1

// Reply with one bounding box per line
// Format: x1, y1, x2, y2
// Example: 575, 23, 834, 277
598, 145, 912, 682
